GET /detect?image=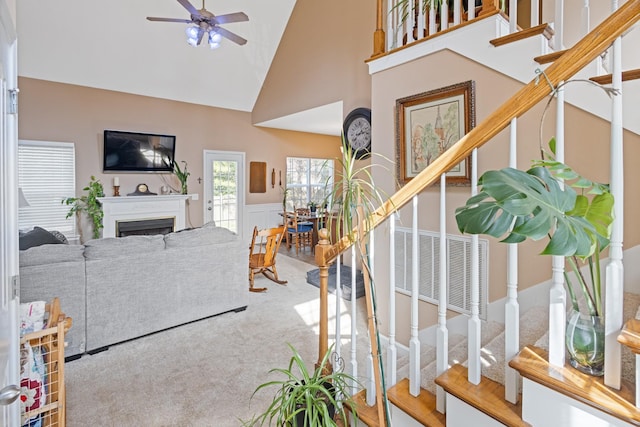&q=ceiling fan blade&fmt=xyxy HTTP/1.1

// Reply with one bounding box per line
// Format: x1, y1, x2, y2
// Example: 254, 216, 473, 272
215, 27, 247, 45
147, 17, 192, 23
177, 0, 200, 17
214, 12, 249, 25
